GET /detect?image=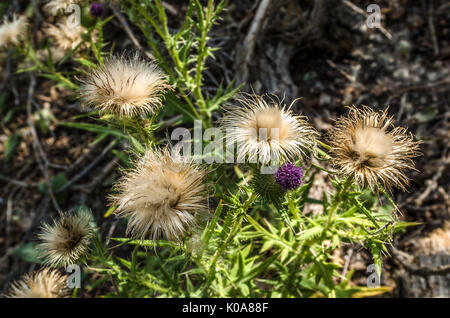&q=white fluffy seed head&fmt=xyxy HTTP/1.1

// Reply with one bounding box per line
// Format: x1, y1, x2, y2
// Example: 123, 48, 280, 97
0, 14, 29, 48
328, 106, 421, 190
38, 208, 95, 267
79, 54, 169, 117
44, 18, 86, 51
352, 127, 393, 168
110, 148, 208, 242
220, 93, 318, 165
5, 268, 69, 298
